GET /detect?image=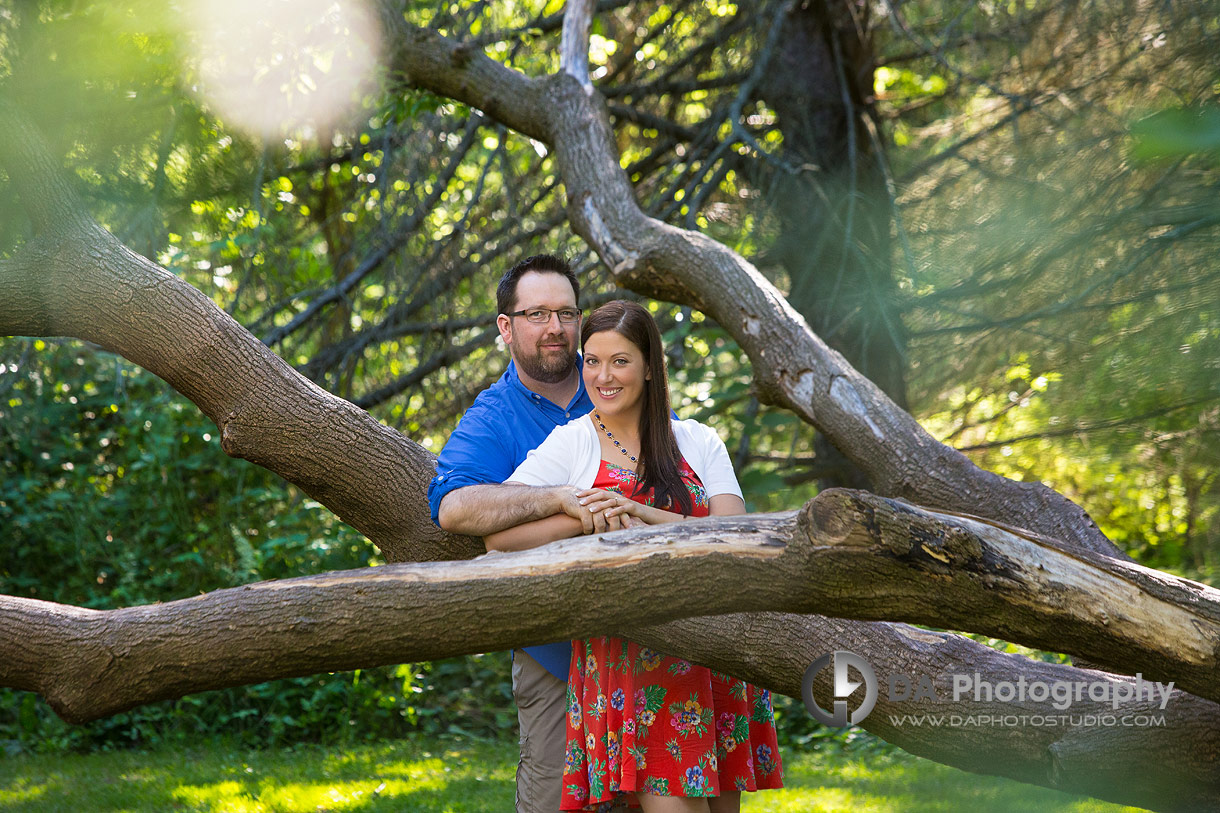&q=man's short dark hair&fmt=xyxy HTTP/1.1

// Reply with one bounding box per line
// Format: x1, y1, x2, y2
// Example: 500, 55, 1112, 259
496, 254, 580, 316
